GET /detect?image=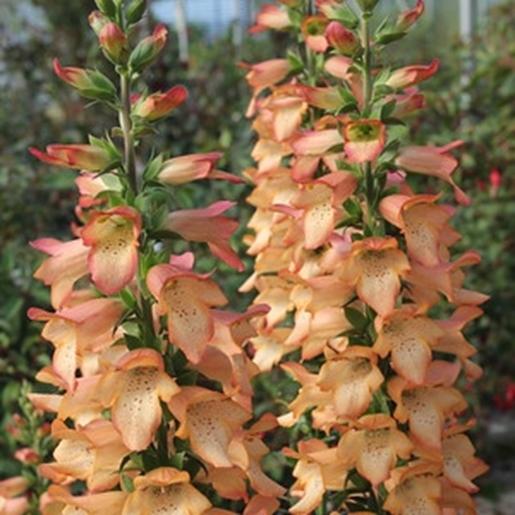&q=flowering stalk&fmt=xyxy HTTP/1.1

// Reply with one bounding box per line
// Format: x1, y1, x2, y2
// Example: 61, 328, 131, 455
20, 1, 283, 513
244, 0, 487, 513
